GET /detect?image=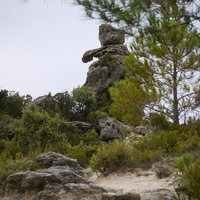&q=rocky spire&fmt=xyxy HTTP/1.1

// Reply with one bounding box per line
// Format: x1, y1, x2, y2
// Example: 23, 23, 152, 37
82, 24, 129, 96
